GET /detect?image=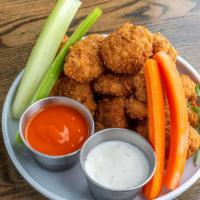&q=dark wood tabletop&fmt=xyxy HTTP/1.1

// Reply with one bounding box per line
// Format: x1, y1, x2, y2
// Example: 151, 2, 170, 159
1, 0, 200, 199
